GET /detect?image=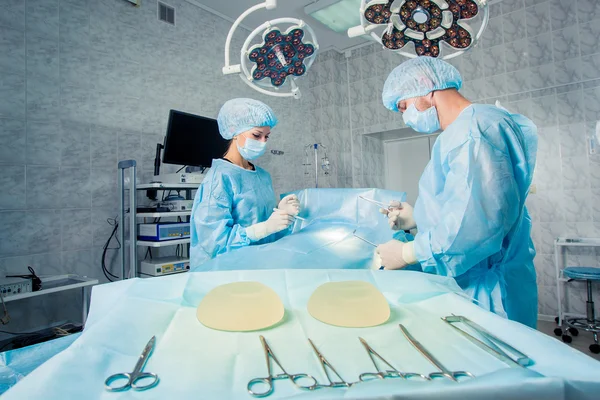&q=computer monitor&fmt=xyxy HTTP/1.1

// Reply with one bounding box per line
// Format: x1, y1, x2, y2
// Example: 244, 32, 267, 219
162, 110, 229, 168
